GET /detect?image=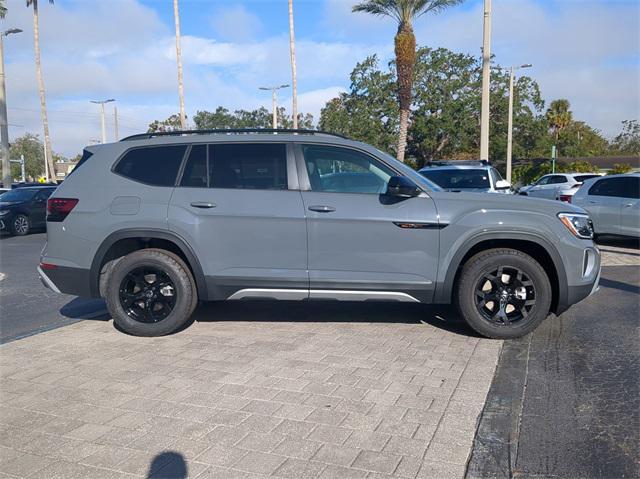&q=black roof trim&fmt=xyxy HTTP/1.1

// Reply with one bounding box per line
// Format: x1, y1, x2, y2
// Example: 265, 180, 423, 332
120, 128, 351, 142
